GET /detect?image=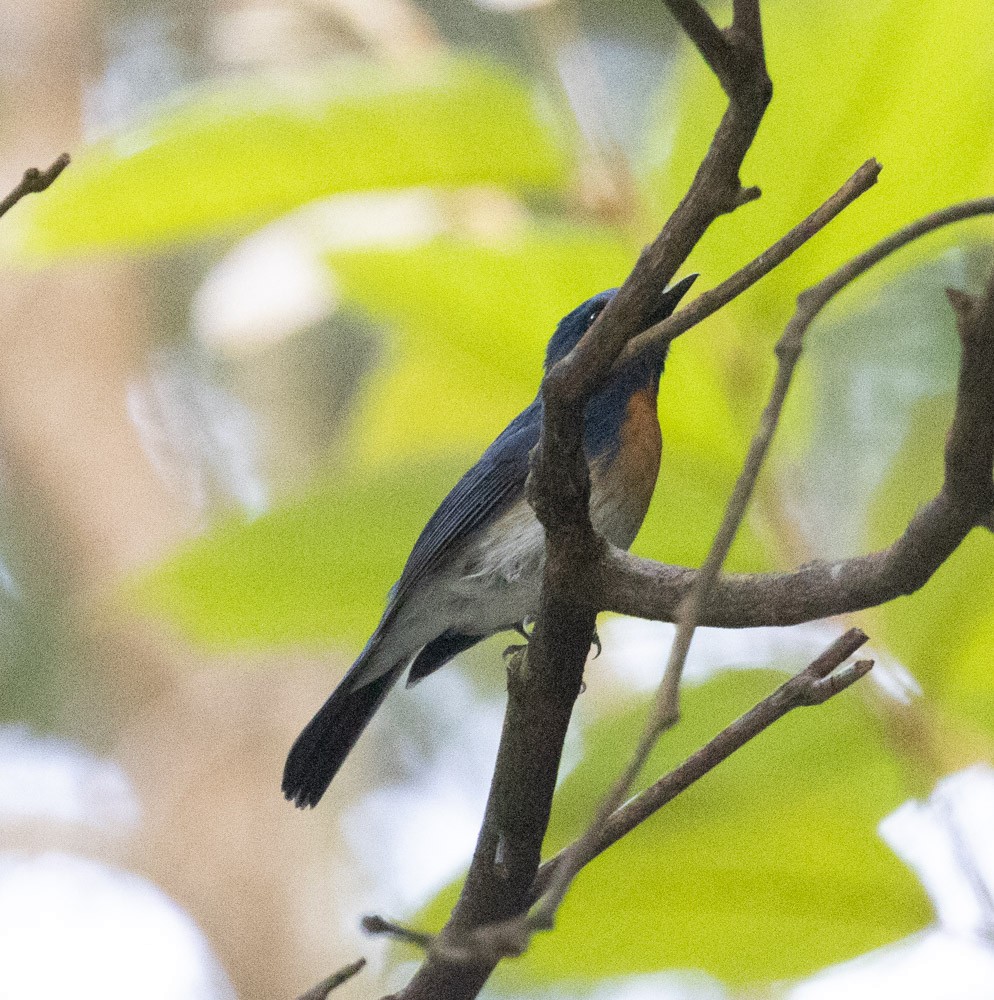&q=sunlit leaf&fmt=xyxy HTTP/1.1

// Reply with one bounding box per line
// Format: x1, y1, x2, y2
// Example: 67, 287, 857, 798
332, 226, 771, 572
124, 457, 467, 649
646, 0, 994, 417
131, 220, 777, 648
5, 58, 568, 259
419, 671, 930, 988
329, 226, 635, 462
